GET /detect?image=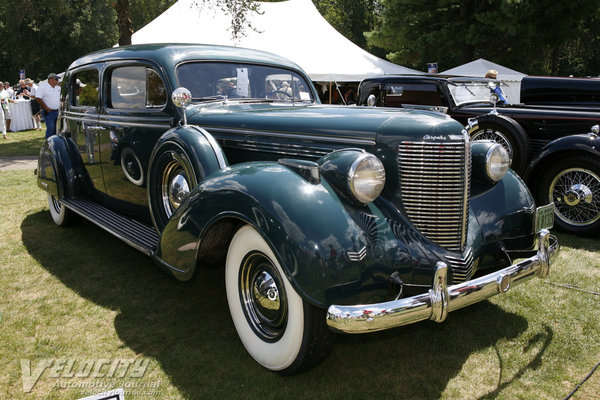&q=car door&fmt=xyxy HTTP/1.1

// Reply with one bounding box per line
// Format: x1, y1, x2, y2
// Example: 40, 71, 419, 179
64, 67, 107, 204
96, 62, 172, 221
